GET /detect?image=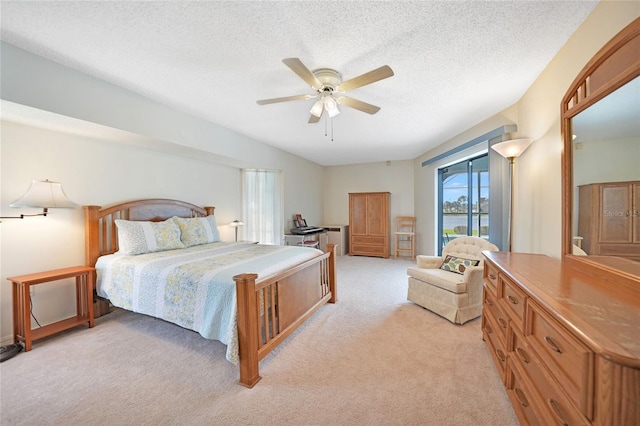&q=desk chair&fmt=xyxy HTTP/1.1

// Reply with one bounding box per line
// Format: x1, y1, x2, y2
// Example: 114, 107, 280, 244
394, 216, 416, 260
